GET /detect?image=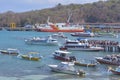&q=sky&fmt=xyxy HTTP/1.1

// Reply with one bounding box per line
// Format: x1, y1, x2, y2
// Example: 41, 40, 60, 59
0, 0, 100, 13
